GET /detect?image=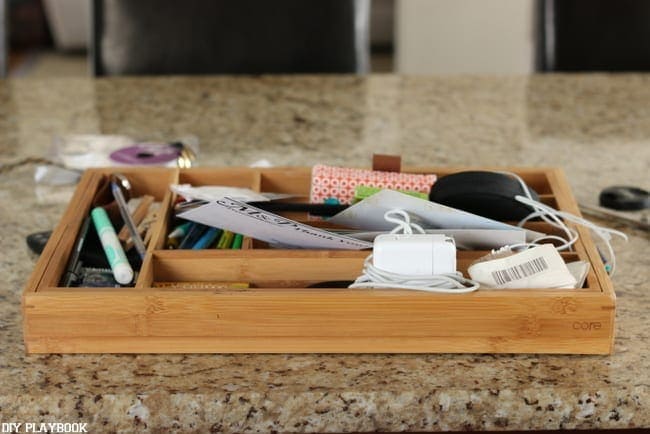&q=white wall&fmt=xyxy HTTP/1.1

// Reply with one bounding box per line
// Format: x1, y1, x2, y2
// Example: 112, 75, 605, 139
395, 0, 535, 74
43, 0, 90, 50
